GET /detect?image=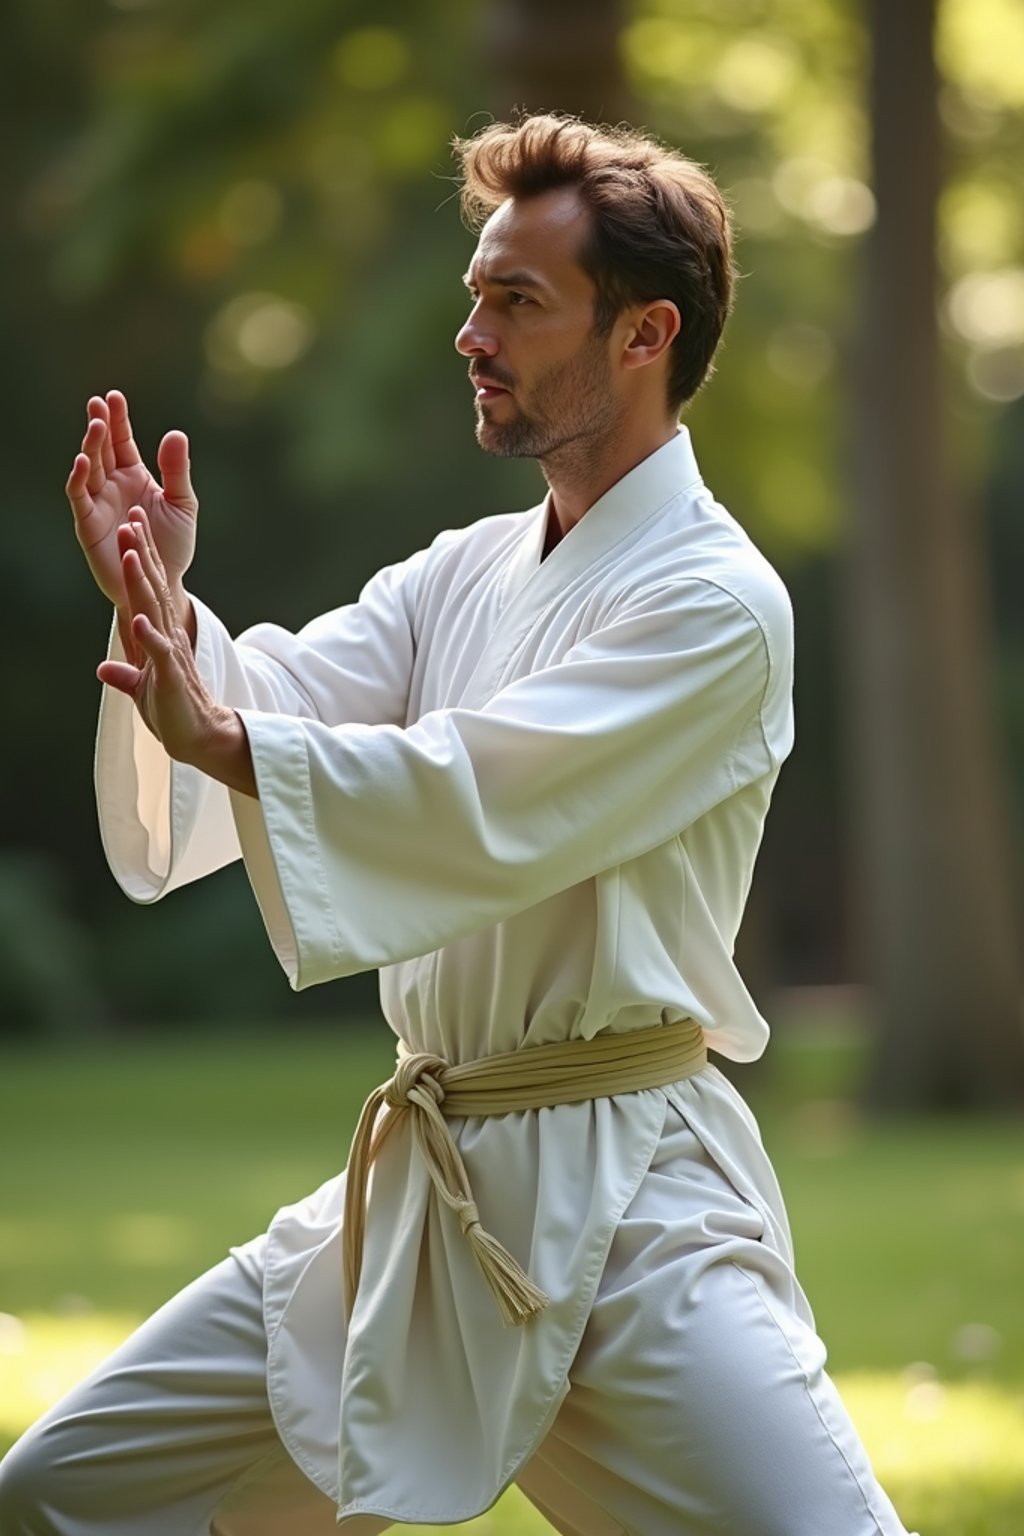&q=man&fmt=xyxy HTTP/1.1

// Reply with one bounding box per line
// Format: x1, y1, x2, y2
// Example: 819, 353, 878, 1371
0, 115, 912, 1534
